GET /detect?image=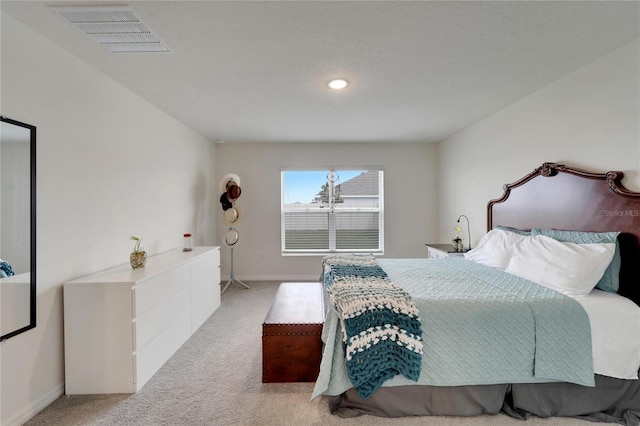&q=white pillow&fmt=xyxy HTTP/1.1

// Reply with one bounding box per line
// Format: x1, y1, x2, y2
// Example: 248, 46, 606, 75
504, 235, 615, 297
464, 229, 527, 269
